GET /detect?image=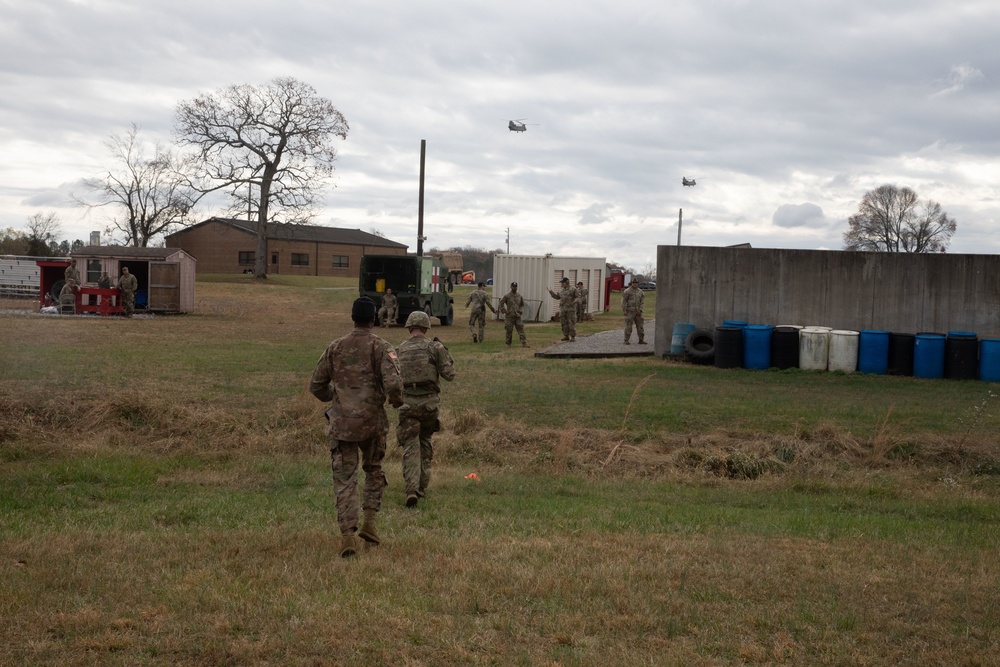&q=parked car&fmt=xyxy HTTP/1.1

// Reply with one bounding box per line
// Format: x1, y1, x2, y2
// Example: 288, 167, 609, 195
486, 278, 493, 285
638, 281, 657, 290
